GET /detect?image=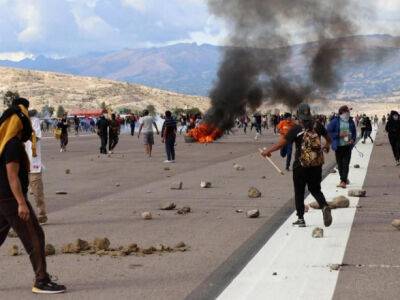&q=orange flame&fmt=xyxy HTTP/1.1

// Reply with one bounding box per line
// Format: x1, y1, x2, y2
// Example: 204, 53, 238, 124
187, 123, 223, 143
